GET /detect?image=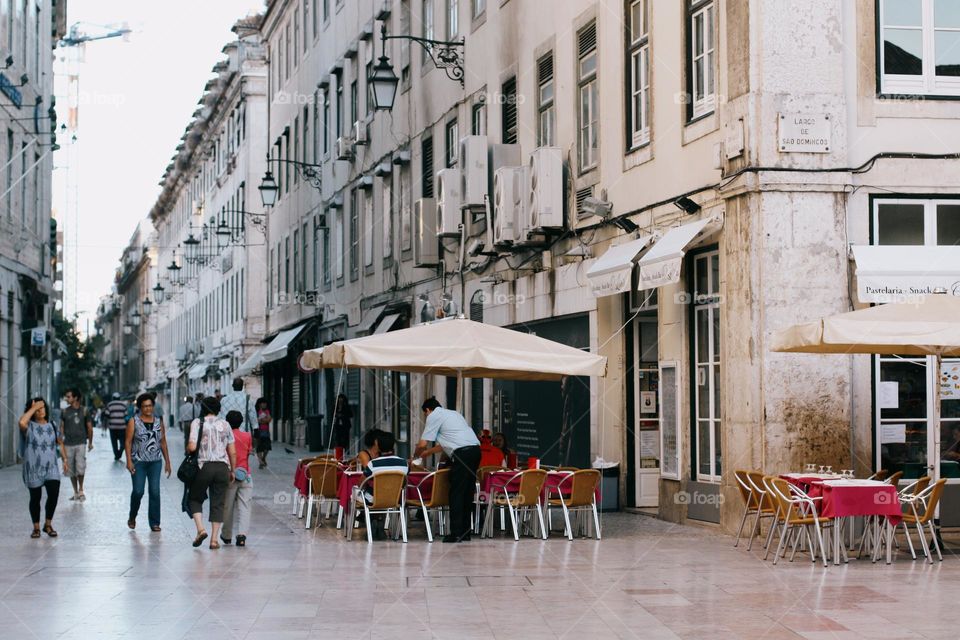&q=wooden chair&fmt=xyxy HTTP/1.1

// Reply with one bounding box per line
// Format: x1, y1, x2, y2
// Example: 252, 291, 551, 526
408, 469, 451, 542
305, 460, 340, 529
733, 470, 758, 547
868, 469, 889, 481
900, 478, 946, 563
547, 470, 601, 540
346, 470, 408, 543
294, 456, 326, 517
745, 471, 779, 552
488, 469, 548, 540
474, 465, 507, 534
885, 471, 903, 487
765, 476, 835, 567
